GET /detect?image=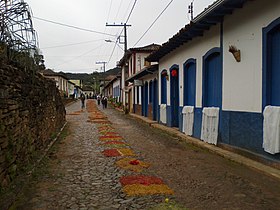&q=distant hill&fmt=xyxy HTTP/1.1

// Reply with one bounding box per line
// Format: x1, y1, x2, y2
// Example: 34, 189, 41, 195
60, 67, 121, 87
